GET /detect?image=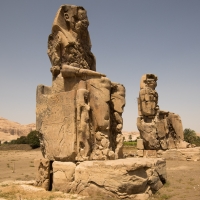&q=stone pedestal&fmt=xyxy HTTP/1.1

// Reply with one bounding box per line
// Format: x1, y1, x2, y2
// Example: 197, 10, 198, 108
51, 158, 166, 199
